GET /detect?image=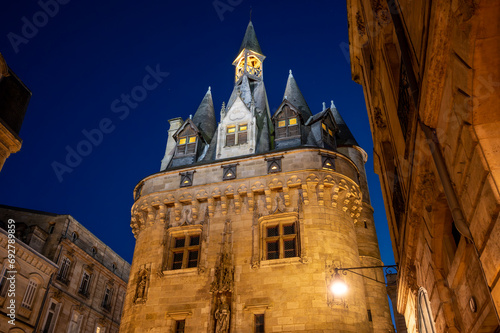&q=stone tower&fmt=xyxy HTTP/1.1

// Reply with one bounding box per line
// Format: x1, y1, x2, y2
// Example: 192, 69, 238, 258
120, 21, 394, 333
